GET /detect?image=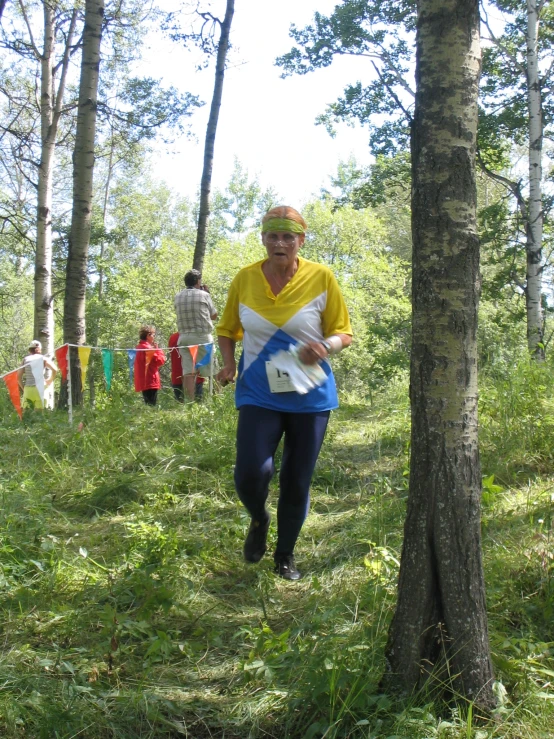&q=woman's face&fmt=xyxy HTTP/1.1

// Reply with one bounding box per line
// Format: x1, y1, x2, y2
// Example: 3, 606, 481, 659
262, 230, 305, 269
